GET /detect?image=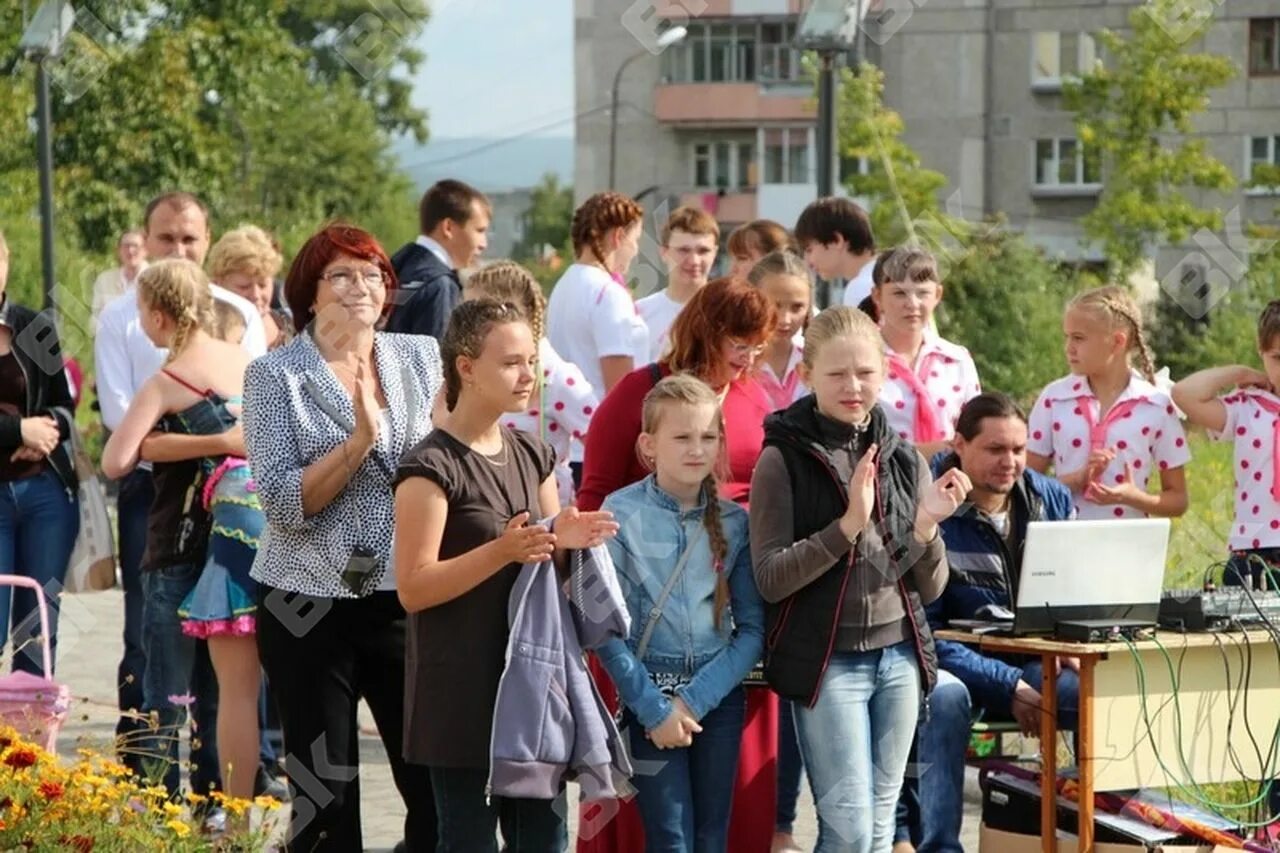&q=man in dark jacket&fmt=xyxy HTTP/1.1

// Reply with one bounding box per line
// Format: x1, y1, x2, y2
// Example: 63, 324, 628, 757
896, 393, 1076, 853
385, 179, 490, 339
